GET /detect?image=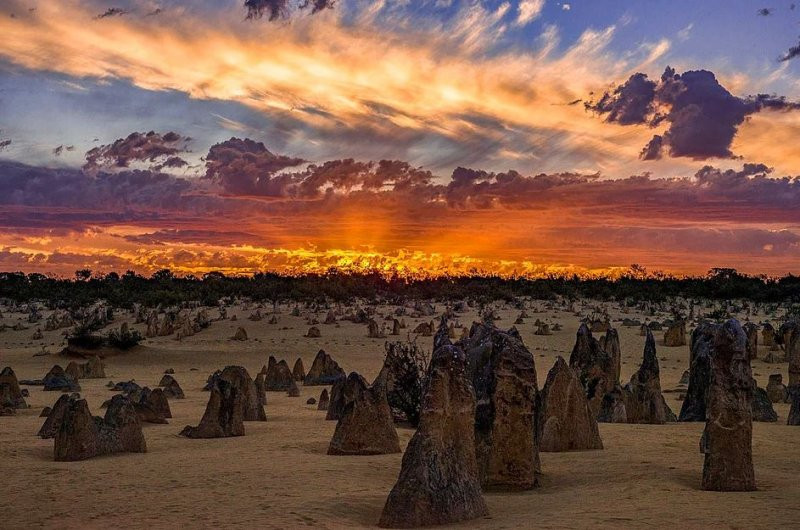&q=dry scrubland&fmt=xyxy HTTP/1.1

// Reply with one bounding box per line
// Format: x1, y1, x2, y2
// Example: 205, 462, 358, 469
1, 300, 797, 529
